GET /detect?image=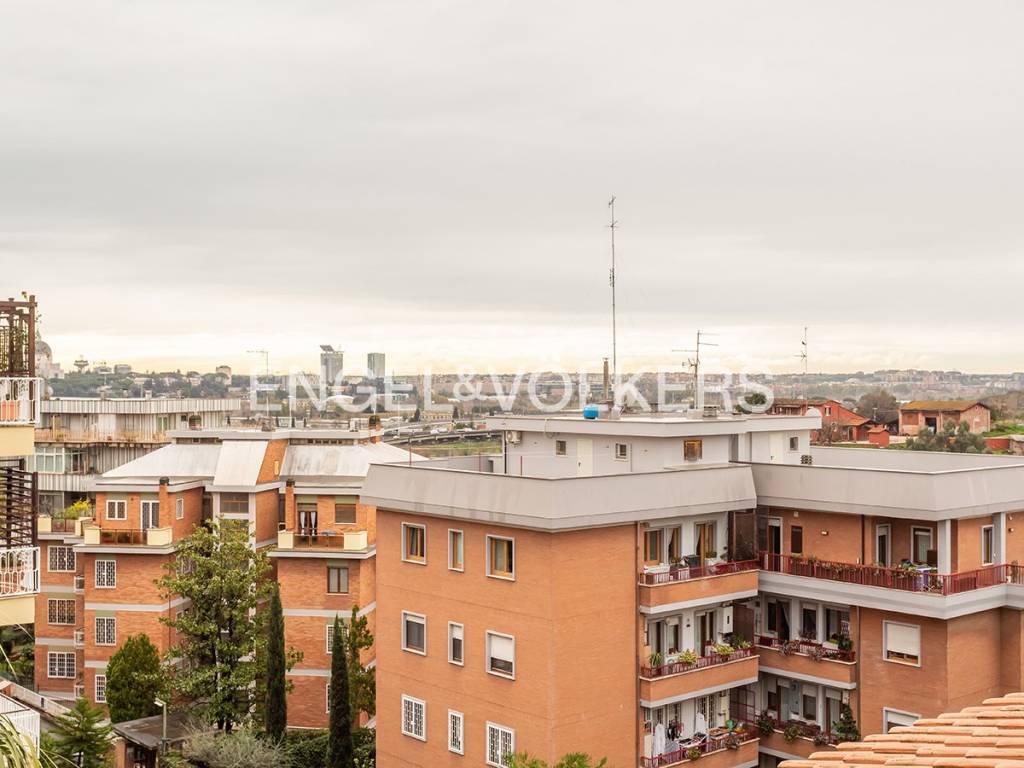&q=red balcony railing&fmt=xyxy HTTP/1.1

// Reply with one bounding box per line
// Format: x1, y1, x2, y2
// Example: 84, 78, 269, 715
755, 635, 855, 662
642, 647, 754, 678
762, 714, 839, 745
641, 559, 759, 586
760, 552, 1024, 595
640, 727, 758, 768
